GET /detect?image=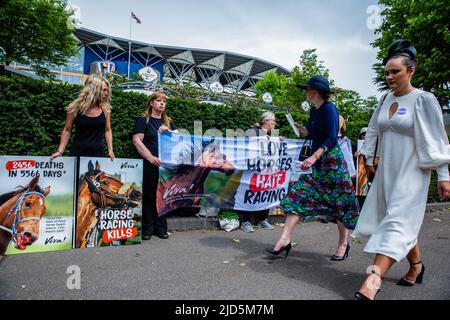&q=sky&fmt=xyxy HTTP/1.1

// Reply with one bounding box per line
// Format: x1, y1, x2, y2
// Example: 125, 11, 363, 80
68, 0, 383, 98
